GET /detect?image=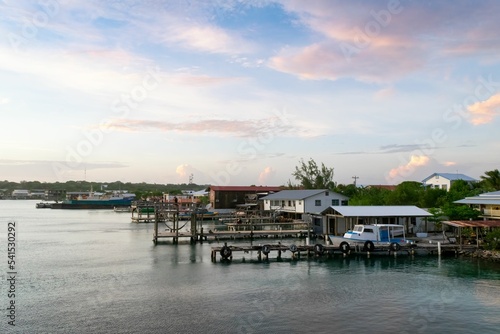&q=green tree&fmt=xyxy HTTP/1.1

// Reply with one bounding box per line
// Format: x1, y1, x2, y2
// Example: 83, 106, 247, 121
480, 169, 500, 191
420, 187, 447, 208
335, 183, 360, 198
427, 207, 445, 231
348, 186, 390, 205
442, 203, 481, 220
385, 181, 423, 205
291, 158, 335, 189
